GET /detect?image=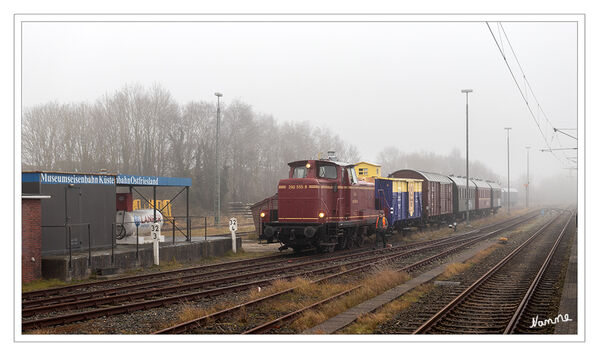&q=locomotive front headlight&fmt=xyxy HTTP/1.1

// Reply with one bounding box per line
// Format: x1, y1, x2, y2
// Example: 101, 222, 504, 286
260, 212, 266, 218
306, 163, 311, 169
318, 212, 325, 218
